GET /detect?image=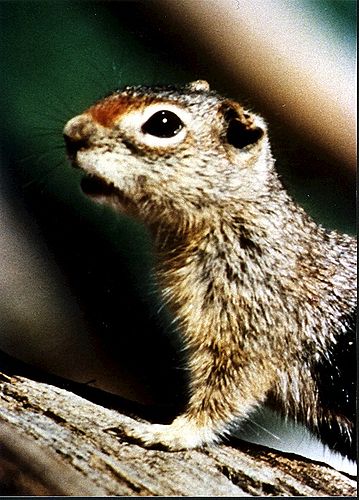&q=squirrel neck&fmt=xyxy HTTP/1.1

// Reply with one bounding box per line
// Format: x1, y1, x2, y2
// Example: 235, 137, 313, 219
150, 184, 353, 356
153, 185, 325, 282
